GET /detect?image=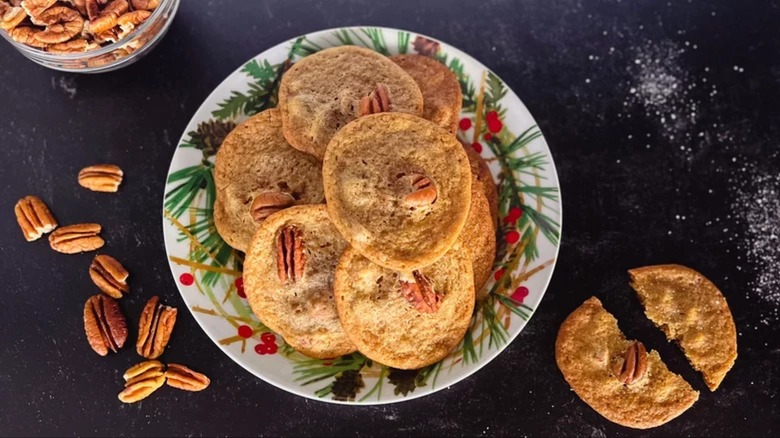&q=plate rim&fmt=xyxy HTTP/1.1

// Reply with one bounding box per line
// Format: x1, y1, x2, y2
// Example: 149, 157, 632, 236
161, 25, 563, 405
